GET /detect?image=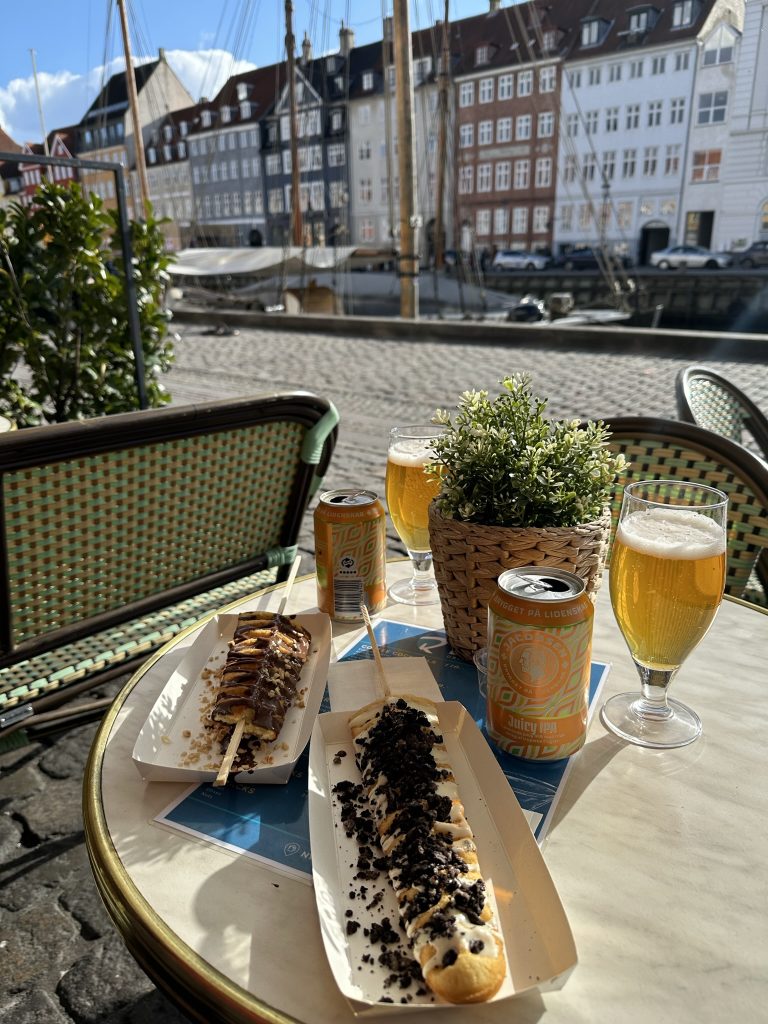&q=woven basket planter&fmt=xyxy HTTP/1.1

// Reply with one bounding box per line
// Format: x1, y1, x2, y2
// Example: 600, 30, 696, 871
428, 503, 612, 662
